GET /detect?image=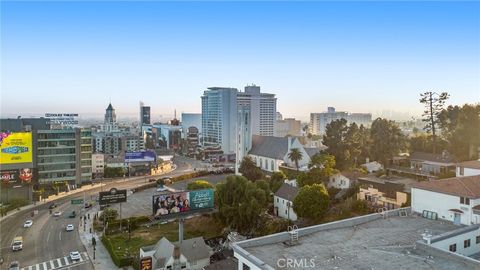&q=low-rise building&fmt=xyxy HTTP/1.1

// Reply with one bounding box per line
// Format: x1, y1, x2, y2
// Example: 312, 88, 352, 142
274, 182, 299, 221
248, 135, 311, 172
457, 160, 480, 177
140, 237, 212, 270
357, 176, 413, 210
390, 151, 456, 179
233, 208, 480, 270
92, 153, 105, 178
328, 172, 355, 189
412, 175, 480, 225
